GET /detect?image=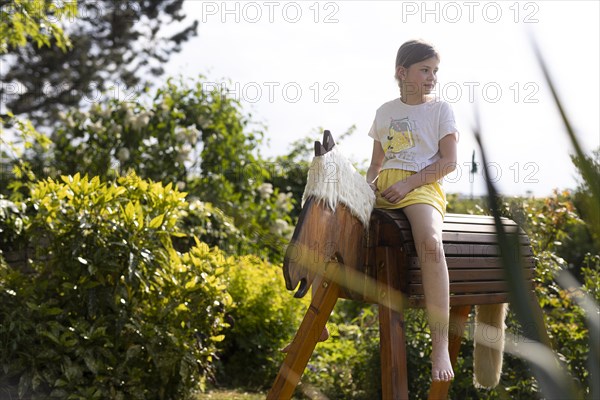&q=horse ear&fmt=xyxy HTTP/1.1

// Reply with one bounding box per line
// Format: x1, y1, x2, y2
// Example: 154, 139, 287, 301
322, 129, 336, 152
314, 141, 327, 156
